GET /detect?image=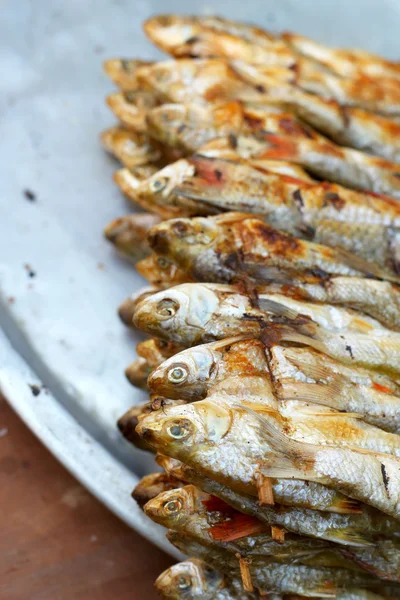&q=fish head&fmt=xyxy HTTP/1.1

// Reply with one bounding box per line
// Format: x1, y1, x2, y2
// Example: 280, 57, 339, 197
133, 283, 220, 344
155, 559, 224, 600
143, 15, 200, 55
148, 216, 221, 266
143, 484, 201, 529
148, 344, 220, 400
135, 400, 233, 458
136, 254, 188, 287
135, 160, 195, 214
146, 103, 190, 145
